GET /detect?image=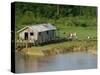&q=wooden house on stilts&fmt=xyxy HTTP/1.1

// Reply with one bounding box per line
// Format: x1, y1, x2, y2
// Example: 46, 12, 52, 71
17, 23, 57, 45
